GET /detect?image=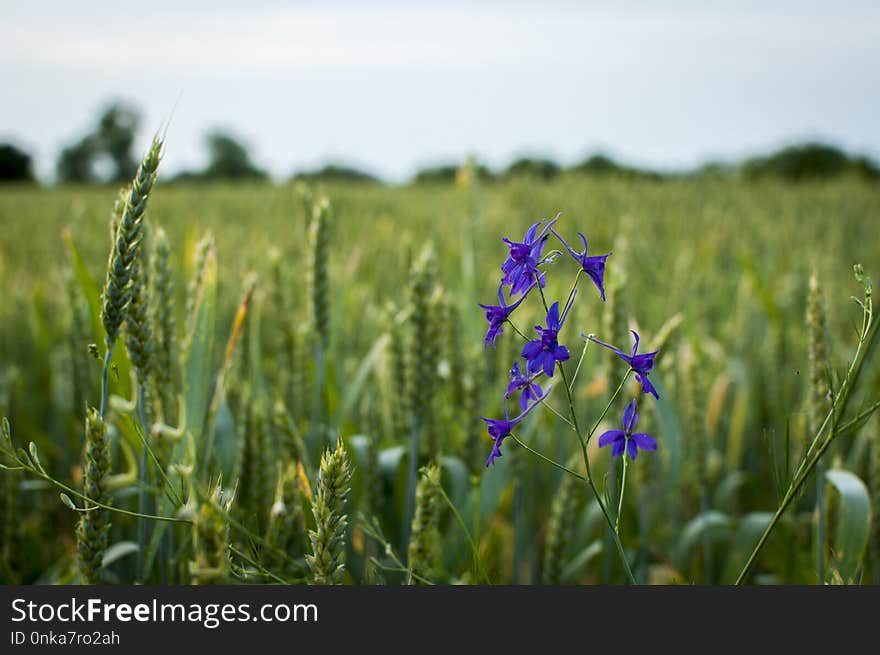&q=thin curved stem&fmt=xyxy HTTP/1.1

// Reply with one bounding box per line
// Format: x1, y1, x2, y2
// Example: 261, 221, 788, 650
432, 480, 491, 584
136, 385, 150, 582
509, 433, 584, 481
506, 319, 531, 342
616, 454, 628, 534
44, 471, 190, 524
563, 269, 583, 315
535, 395, 576, 429
569, 339, 592, 393
588, 371, 631, 443
735, 293, 878, 585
